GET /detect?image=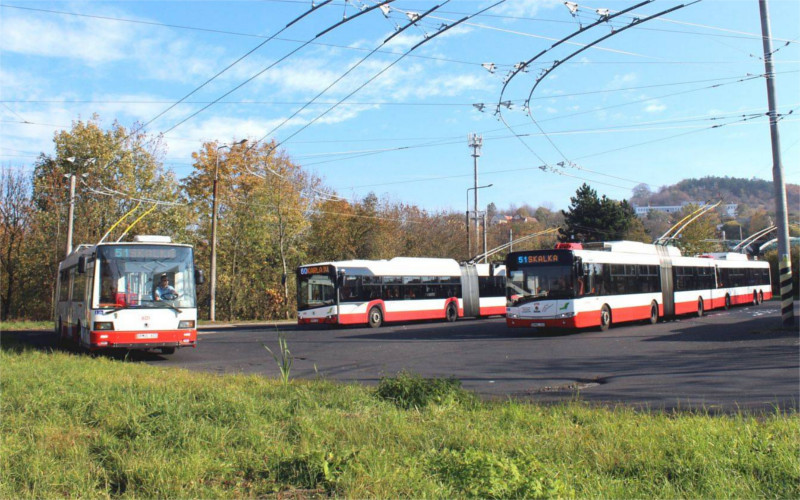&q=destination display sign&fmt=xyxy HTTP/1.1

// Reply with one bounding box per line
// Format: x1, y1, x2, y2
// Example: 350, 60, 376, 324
107, 247, 179, 259
300, 265, 331, 275
510, 251, 572, 266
